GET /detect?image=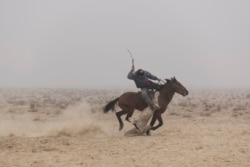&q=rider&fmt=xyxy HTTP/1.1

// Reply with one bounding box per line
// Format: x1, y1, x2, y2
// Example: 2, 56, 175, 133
127, 64, 163, 111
